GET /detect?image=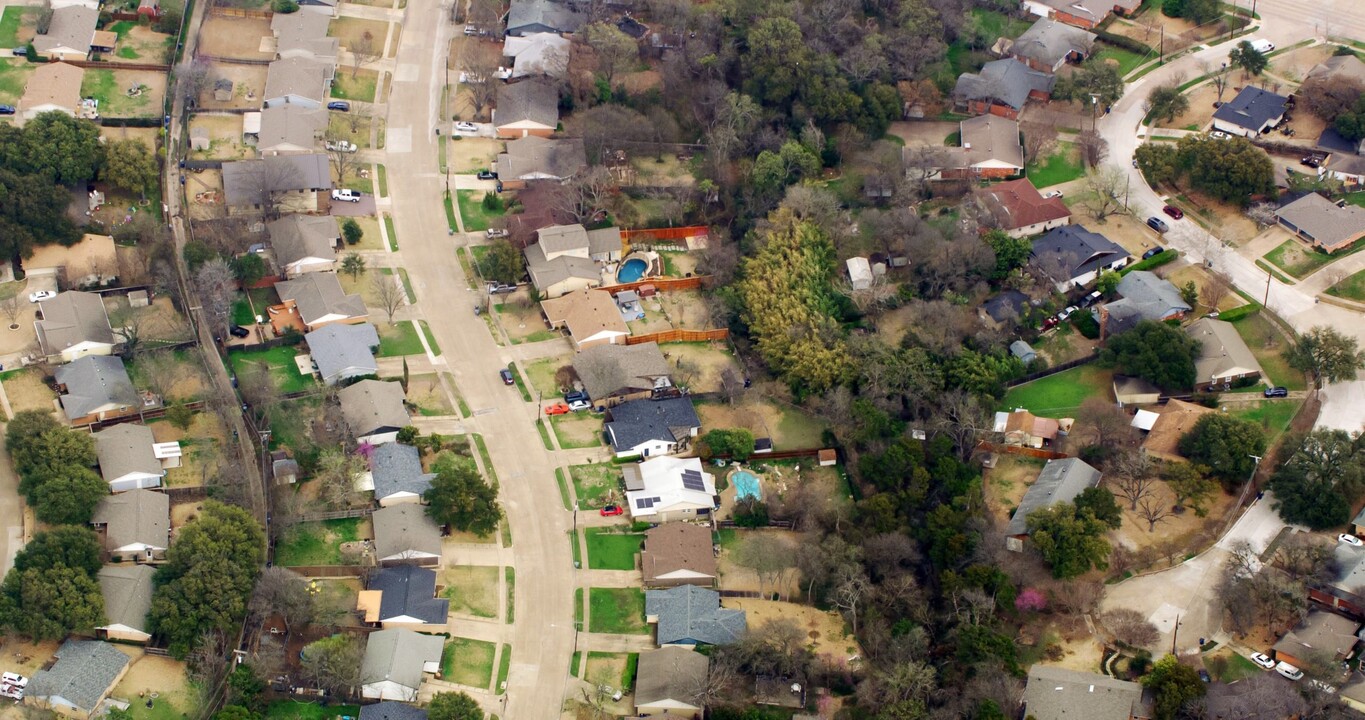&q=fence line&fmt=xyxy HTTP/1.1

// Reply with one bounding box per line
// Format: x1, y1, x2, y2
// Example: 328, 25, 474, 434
65, 59, 171, 71
294, 507, 374, 522
1005, 354, 1099, 388
627, 328, 728, 345
277, 565, 372, 577
976, 441, 1069, 460
602, 275, 709, 294
621, 226, 709, 243
165, 486, 211, 501
194, 53, 272, 66
207, 5, 272, 18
